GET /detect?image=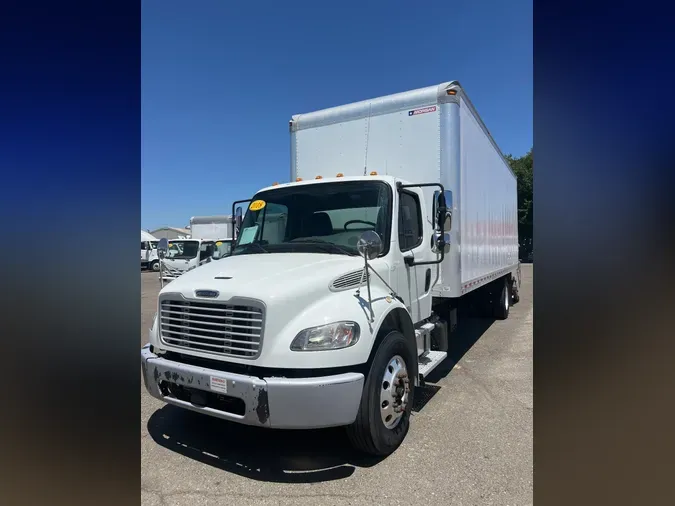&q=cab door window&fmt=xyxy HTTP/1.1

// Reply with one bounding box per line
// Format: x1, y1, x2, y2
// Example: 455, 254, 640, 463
398, 191, 423, 251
